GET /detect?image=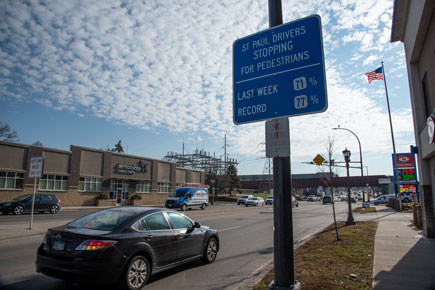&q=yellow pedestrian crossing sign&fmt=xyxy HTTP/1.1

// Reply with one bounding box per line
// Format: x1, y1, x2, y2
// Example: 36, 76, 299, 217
313, 154, 325, 165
